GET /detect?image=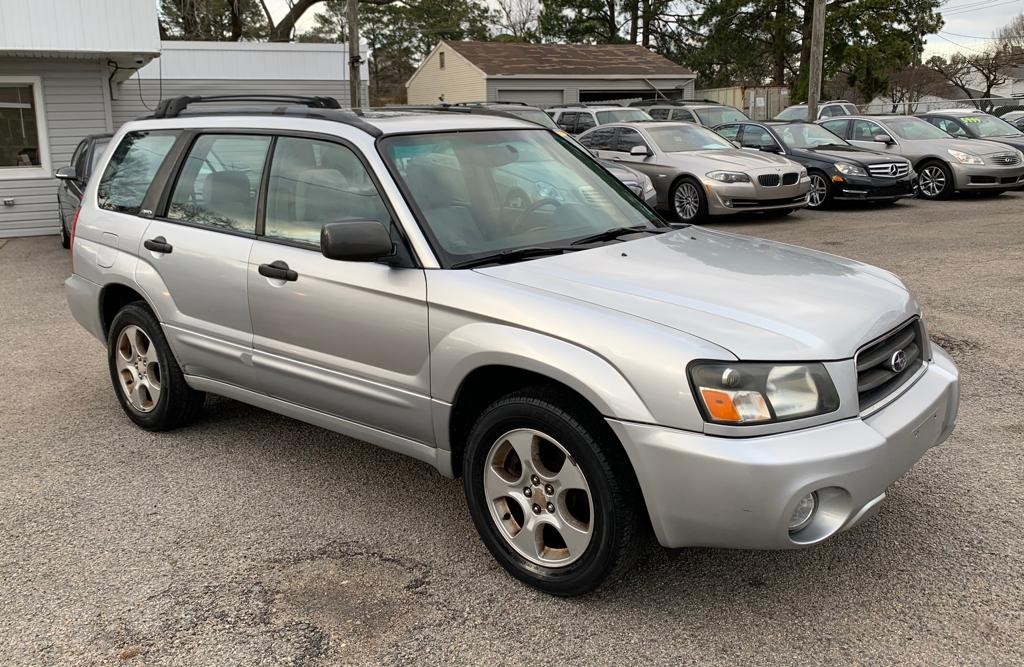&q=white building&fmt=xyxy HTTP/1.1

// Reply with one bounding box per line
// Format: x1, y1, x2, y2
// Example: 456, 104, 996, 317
0, 0, 366, 238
